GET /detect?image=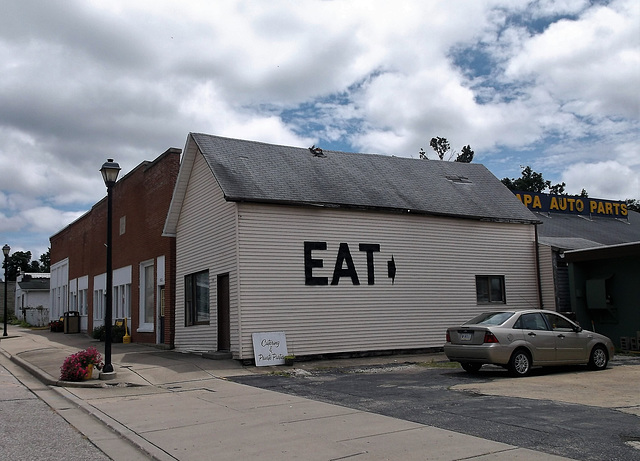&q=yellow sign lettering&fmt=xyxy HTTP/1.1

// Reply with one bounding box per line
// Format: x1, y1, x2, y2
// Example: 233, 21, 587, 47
605, 202, 613, 214
514, 191, 625, 218
532, 195, 541, 209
